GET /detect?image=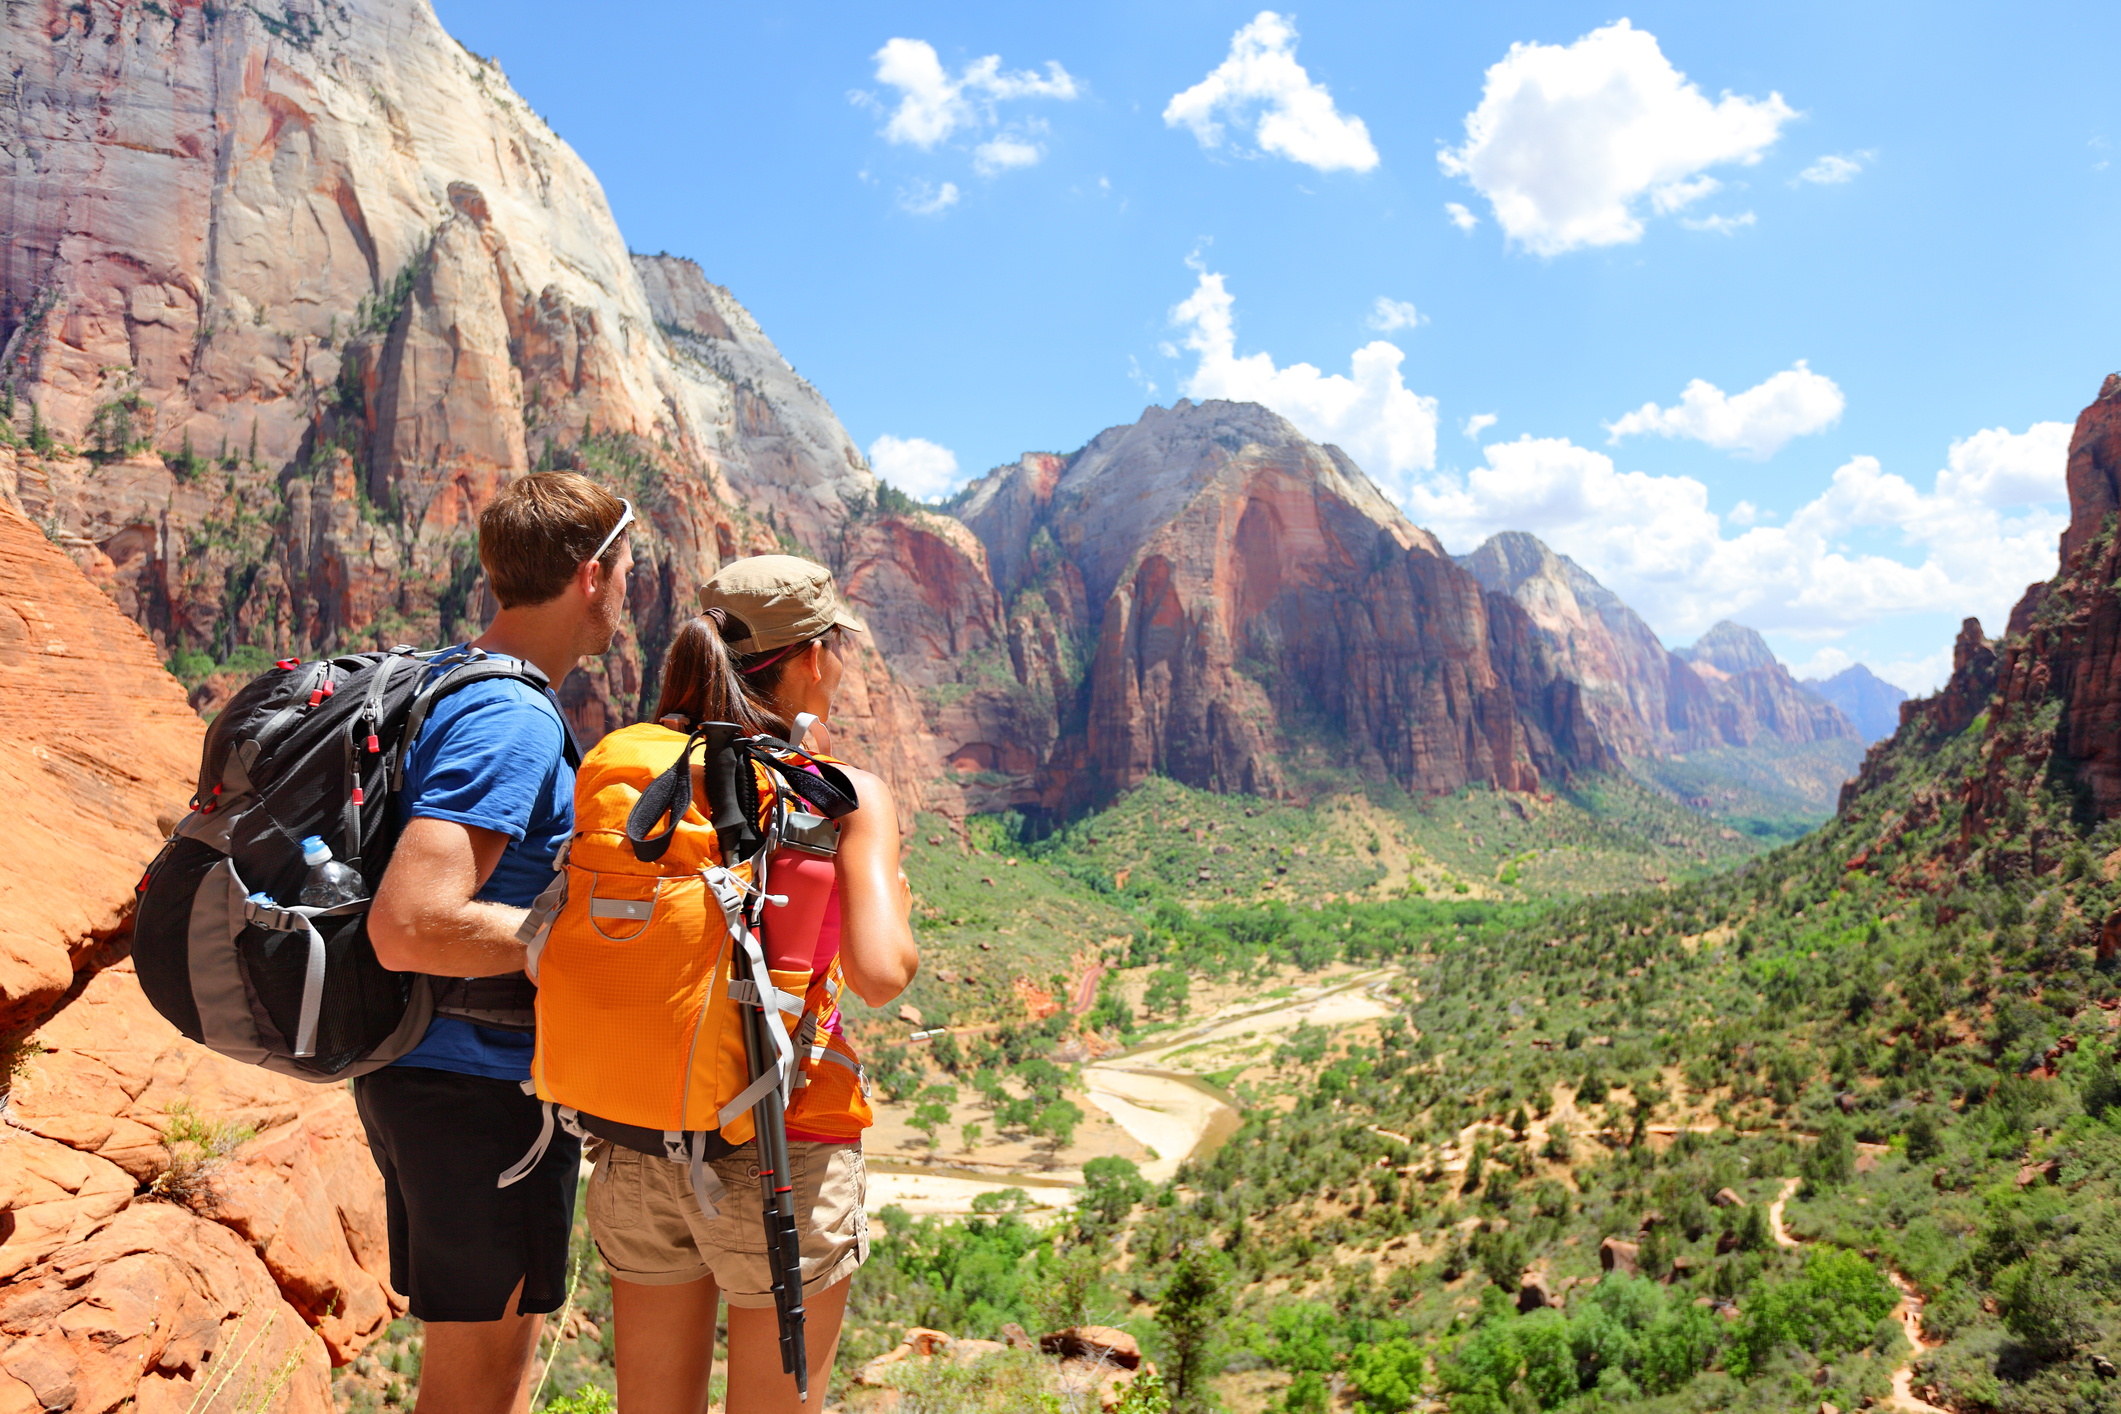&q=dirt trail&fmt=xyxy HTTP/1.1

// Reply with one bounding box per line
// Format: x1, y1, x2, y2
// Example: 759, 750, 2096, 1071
1768, 1176, 1945, 1414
